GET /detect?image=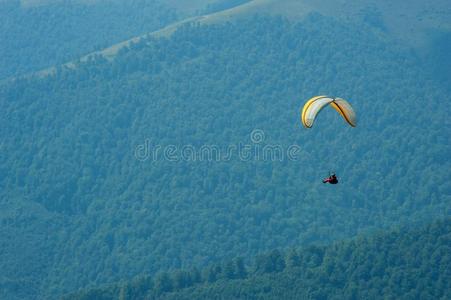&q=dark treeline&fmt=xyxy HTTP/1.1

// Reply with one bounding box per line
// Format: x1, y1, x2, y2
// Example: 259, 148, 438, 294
64, 218, 451, 299
0, 14, 449, 299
